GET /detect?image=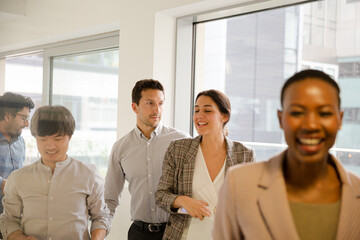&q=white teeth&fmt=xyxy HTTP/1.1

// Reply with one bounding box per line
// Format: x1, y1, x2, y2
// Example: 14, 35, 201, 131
198, 122, 207, 126
299, 138, 321, 145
